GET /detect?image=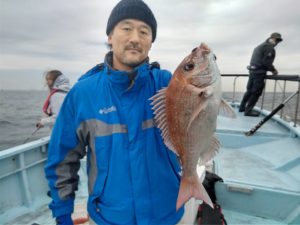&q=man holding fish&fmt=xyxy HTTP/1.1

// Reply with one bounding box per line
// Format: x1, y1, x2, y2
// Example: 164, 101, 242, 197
45, 1, 234, 224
